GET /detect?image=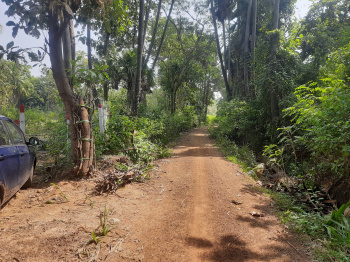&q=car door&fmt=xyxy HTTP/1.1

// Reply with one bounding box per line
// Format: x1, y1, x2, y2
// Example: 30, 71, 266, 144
0, 120, 20, 199
4, 120, 31, 187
